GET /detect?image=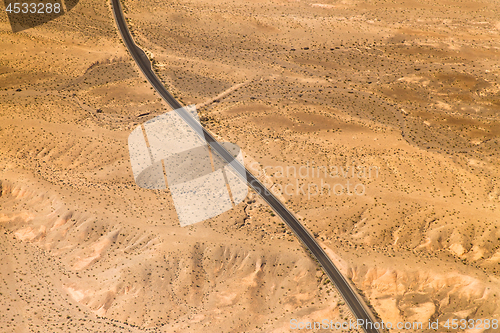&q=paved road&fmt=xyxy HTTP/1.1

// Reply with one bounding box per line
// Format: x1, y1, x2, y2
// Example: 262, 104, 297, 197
111, 1, 381, 332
